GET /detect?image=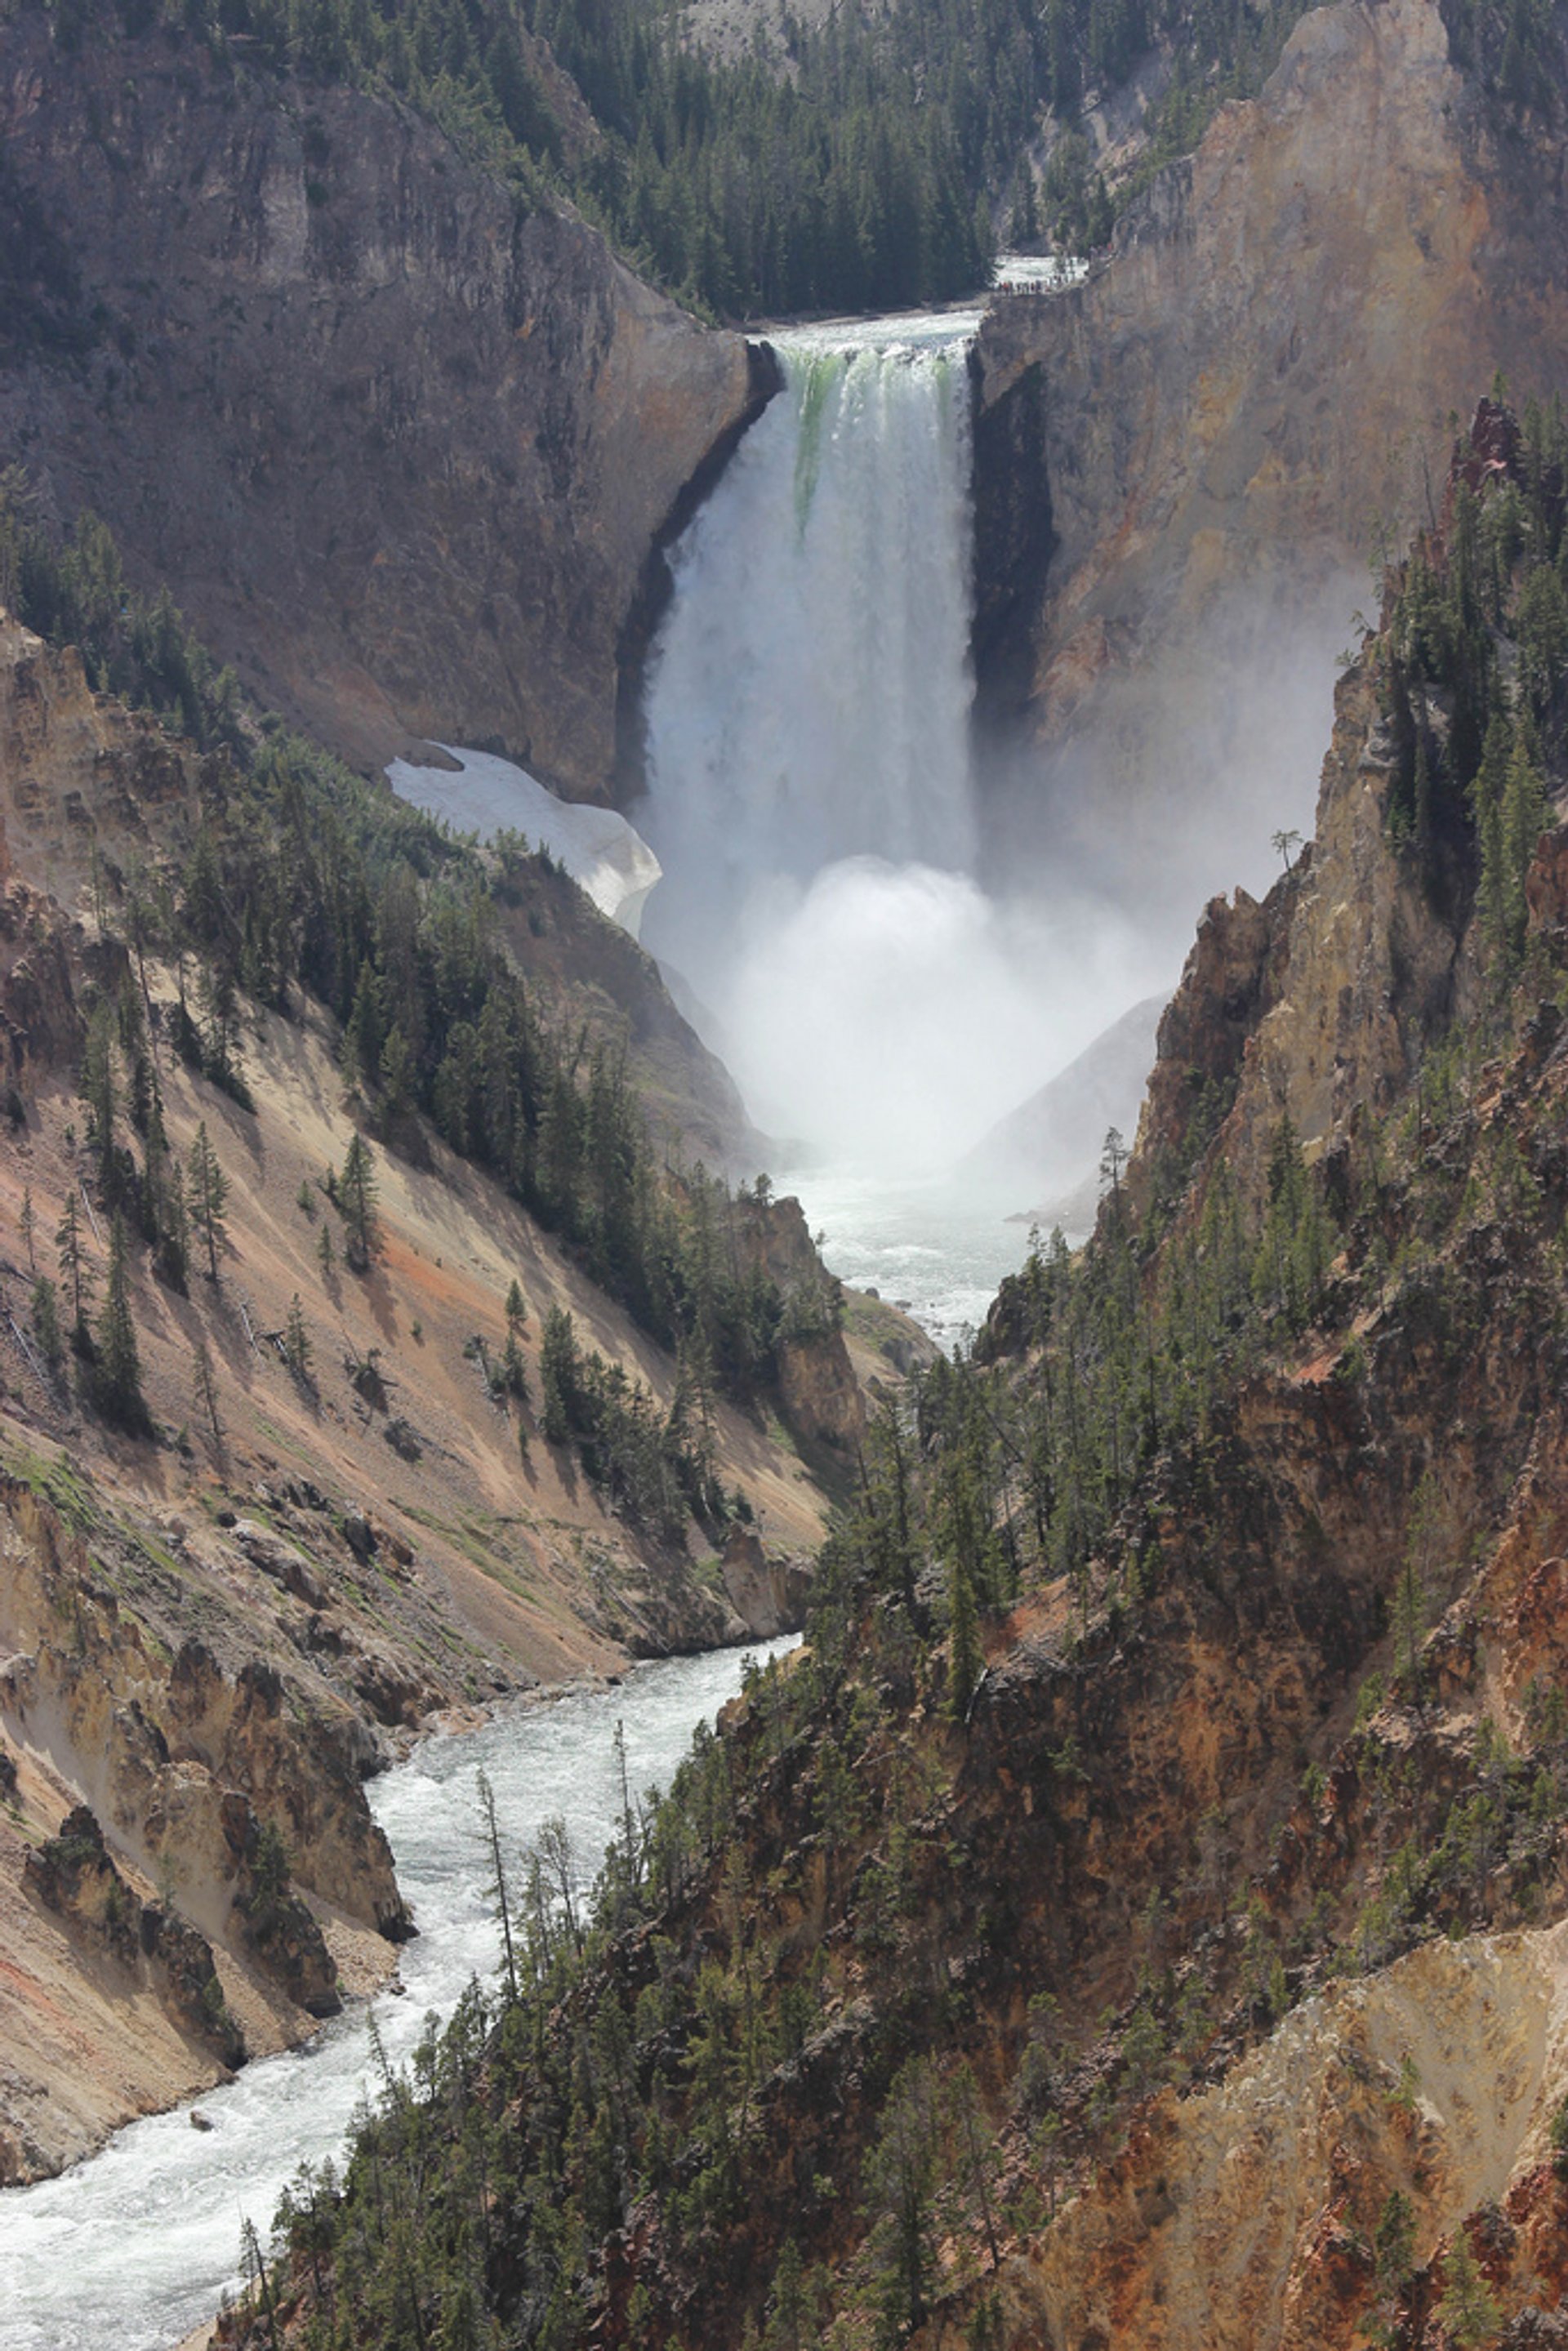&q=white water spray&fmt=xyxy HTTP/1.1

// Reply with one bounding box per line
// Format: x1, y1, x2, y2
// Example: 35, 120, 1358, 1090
642, 313, 982, 987
638, 310, 1119, 1177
